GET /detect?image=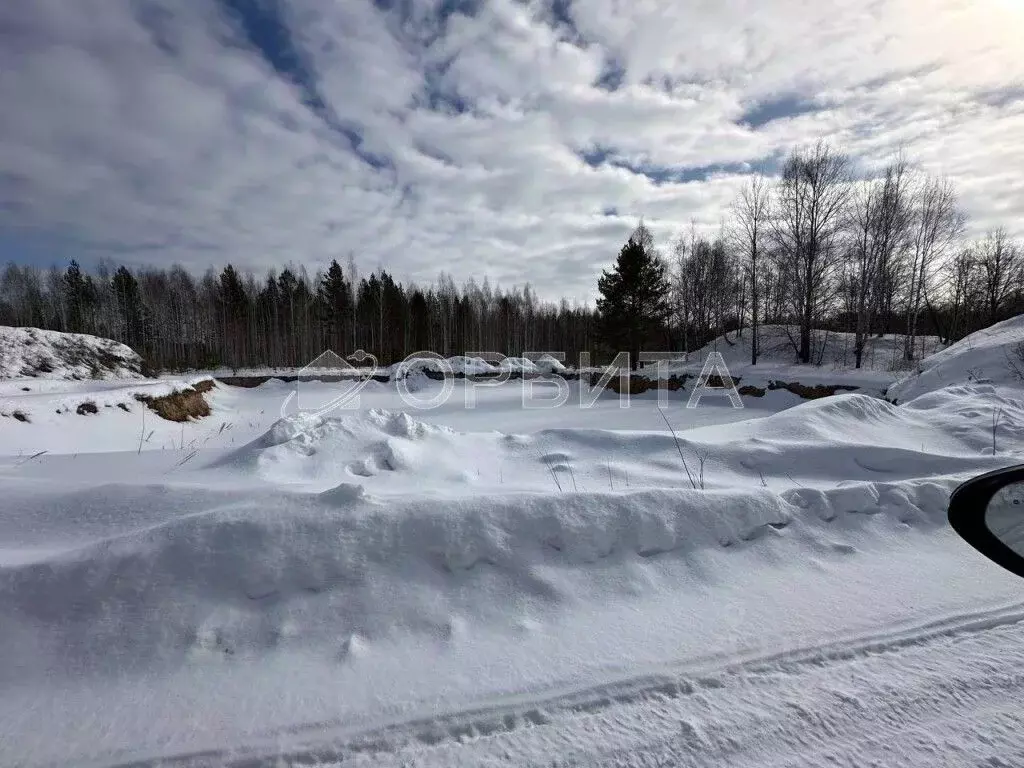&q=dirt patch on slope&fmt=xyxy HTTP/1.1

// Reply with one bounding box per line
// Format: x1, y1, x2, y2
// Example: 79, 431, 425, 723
135, 379, 215, 422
